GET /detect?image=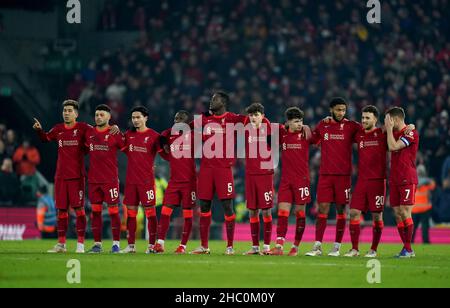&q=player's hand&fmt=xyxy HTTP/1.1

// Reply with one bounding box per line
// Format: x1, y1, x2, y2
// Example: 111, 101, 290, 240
109, 125, 120, 135
33, 118, 42, 131
322, 116, 332, 123
405, 124, 415, 135
303, 125, 312, 140
384, 114, 394, 131
163, 144, 170, 154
